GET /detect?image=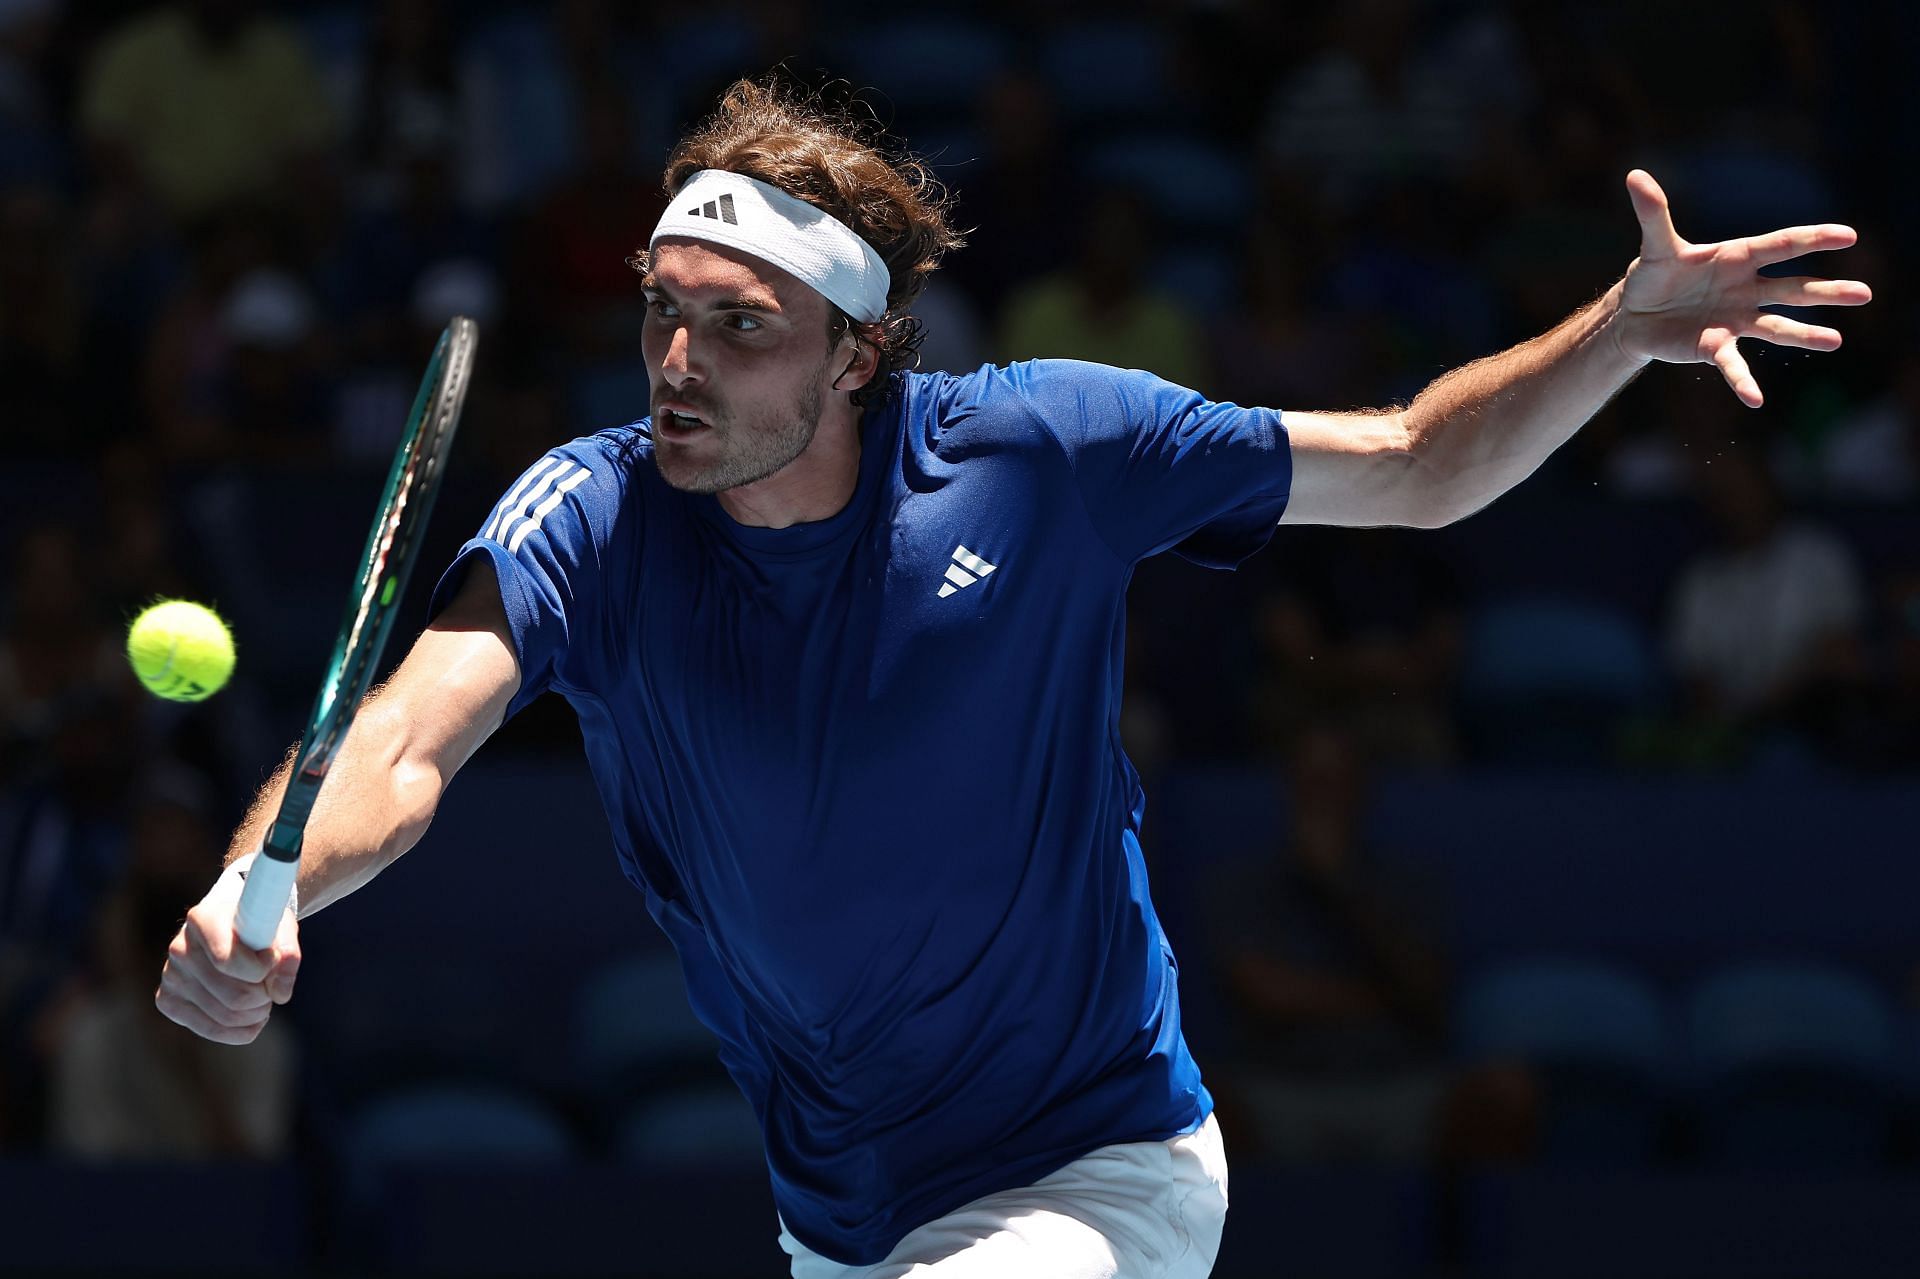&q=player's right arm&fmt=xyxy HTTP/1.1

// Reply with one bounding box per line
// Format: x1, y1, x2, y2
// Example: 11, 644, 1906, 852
155, 560, 521, 1044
